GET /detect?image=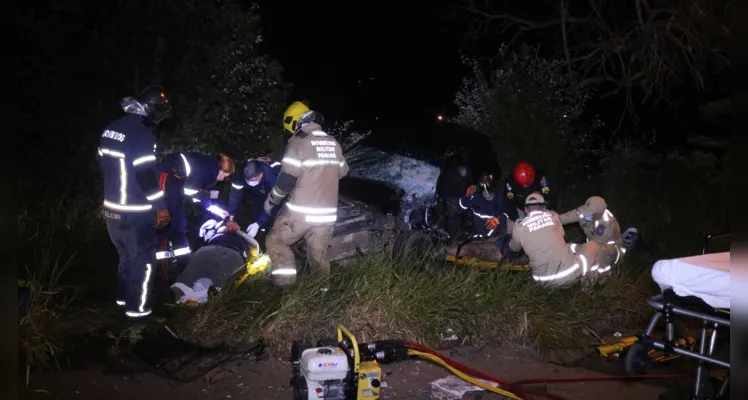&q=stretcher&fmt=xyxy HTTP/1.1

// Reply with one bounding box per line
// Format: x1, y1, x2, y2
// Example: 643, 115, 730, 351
444, 254, 530, 271
626, 235, 730, 400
